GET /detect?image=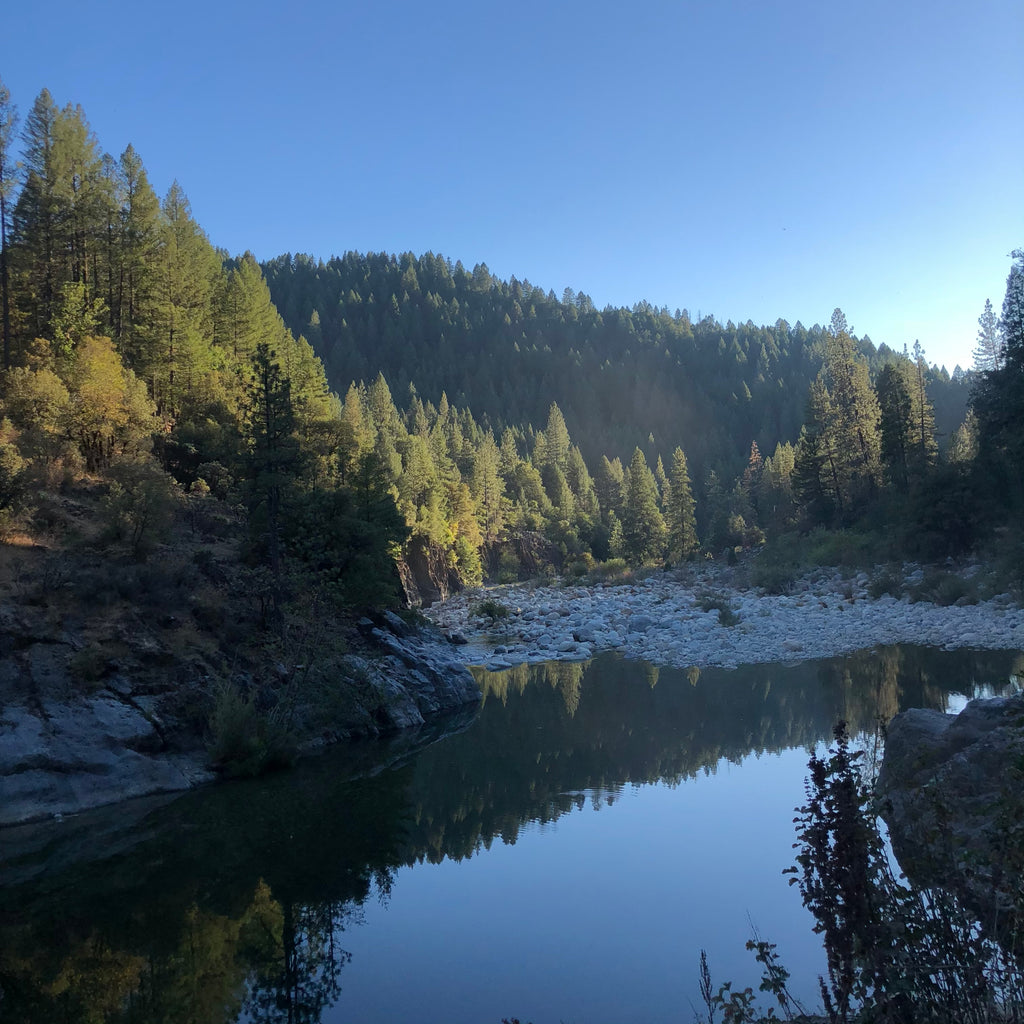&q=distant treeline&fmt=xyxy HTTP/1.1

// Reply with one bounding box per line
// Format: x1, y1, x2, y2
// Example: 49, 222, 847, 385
262, 251, 973, 482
